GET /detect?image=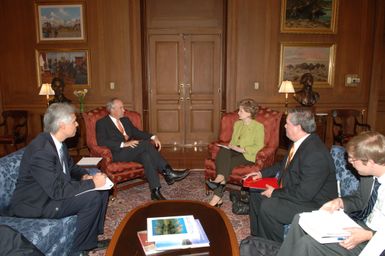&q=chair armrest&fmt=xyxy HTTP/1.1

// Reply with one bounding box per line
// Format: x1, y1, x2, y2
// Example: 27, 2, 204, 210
255, 147, 276, 169
208, 141, 228, 159
89, 145, 113, 163
356, 122, 371, 131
